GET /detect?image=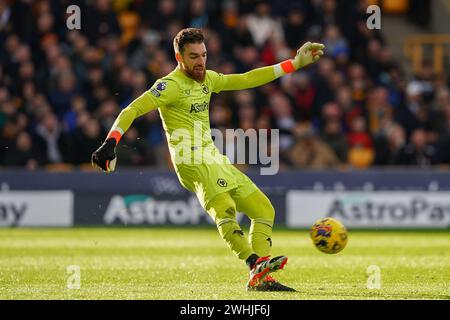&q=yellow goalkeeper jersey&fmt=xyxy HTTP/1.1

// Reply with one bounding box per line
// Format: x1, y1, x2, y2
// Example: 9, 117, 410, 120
110, 65, 279, 167
148, 67, 226, 164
